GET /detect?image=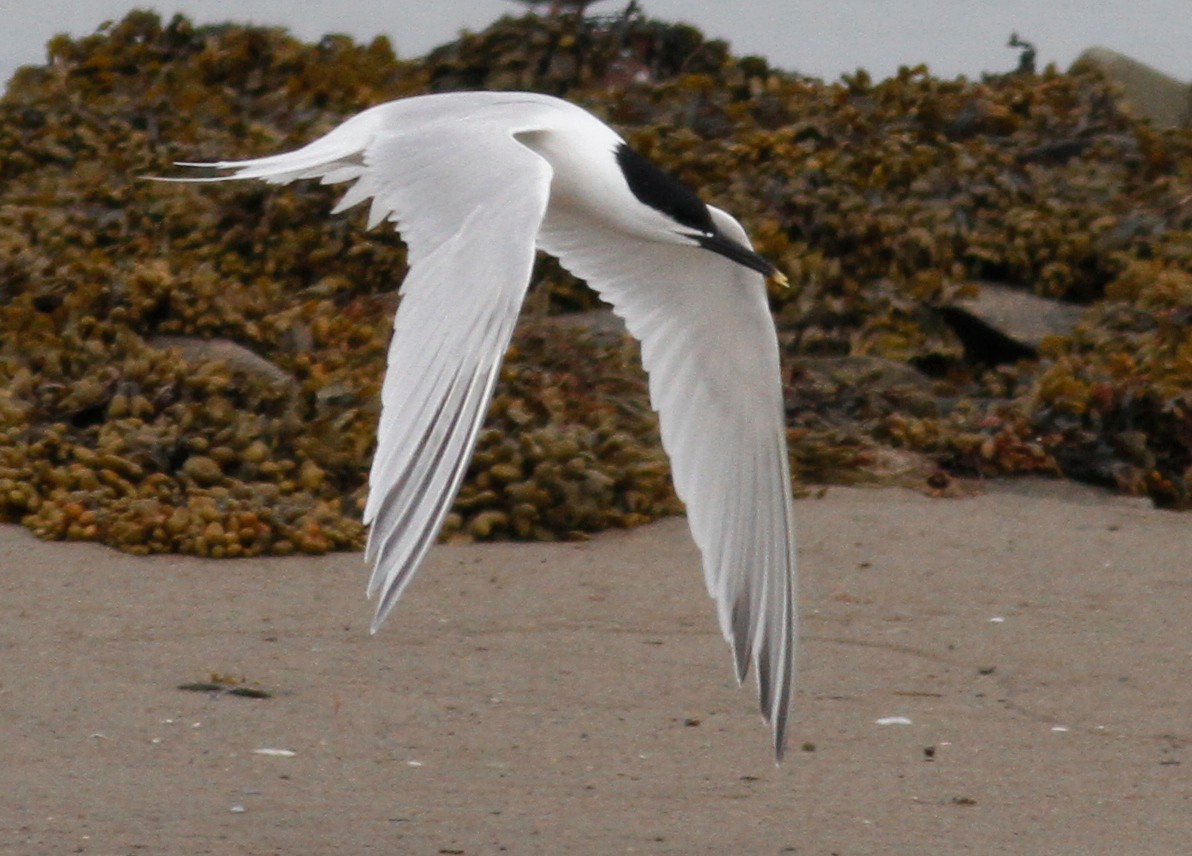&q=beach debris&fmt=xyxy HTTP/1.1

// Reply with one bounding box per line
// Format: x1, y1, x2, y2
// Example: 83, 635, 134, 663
177, 674, 272, 698
1006, 33, 1037, 76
